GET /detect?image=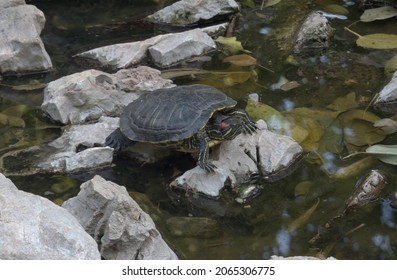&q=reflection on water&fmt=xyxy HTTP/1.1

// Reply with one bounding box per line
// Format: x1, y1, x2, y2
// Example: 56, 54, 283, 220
275, 228, 292, 256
